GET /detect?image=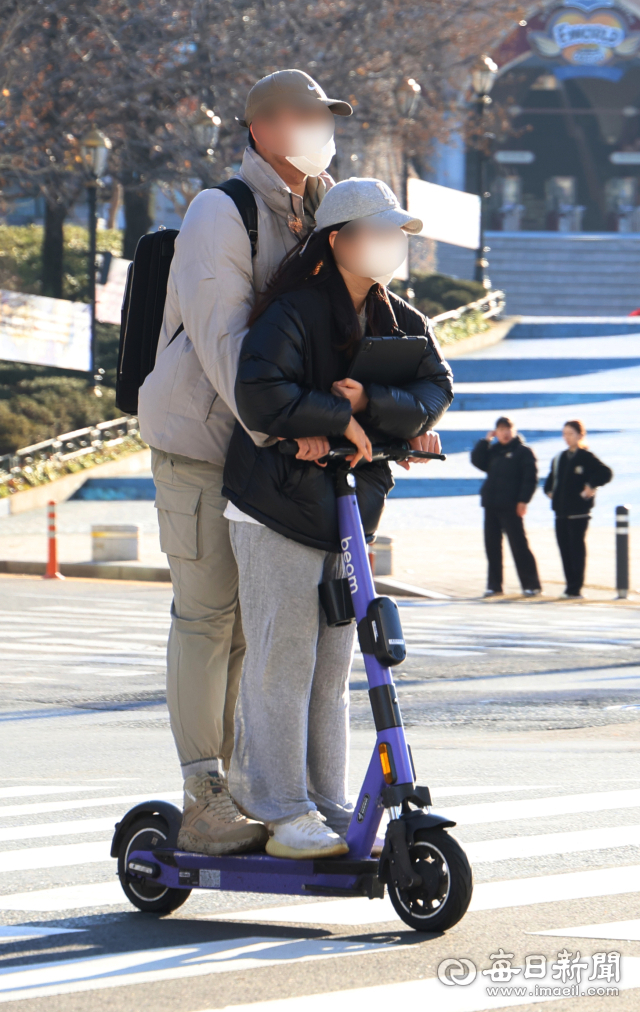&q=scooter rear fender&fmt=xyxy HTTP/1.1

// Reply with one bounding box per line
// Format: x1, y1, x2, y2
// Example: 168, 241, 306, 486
110, 800, 182, 858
